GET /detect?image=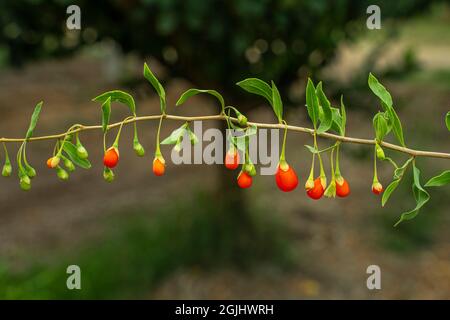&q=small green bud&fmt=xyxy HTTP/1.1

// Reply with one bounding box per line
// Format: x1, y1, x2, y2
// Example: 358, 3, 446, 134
103, 167, 115, 183
237, 113, 248, 127
76, 145, 89, 159
133, 142, 146, 157
56, 167, 69, 181
25, 165, 36, 179
64, 158, 75, 172
2, 164, 12, 177
376, 144, 385, 160
20, 175, 31, 191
